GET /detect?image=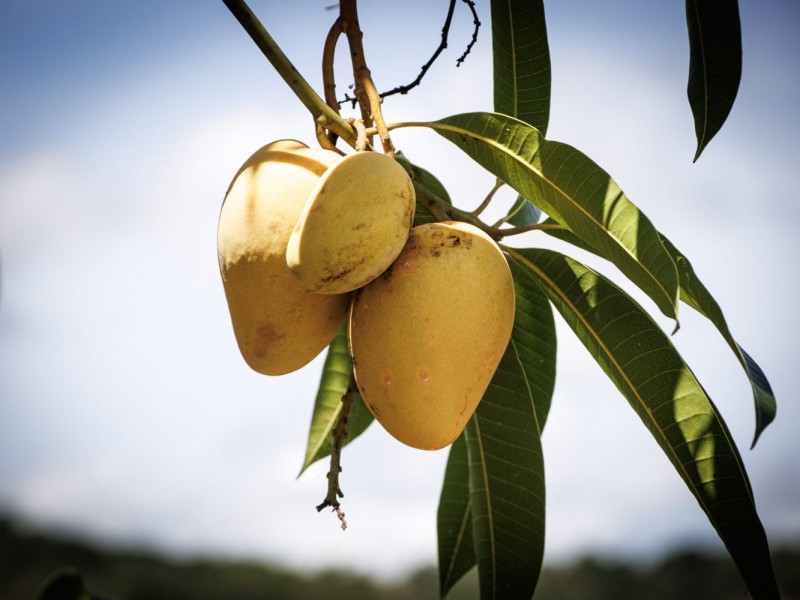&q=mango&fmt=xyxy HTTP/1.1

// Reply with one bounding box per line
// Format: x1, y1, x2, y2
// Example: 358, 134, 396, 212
217, 140, 350, 375
348, 221, 515, 450
286, 151, 415, 294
